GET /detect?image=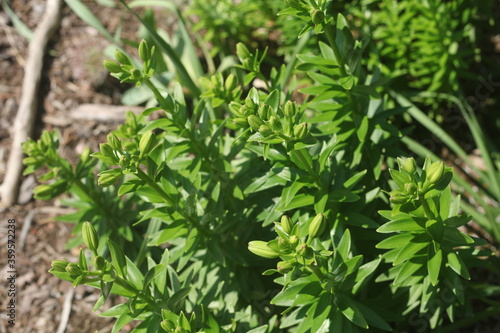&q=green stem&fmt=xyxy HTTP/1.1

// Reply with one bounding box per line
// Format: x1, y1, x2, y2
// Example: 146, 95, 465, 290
420, 199, 435, 220
307, 264, 325, 281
